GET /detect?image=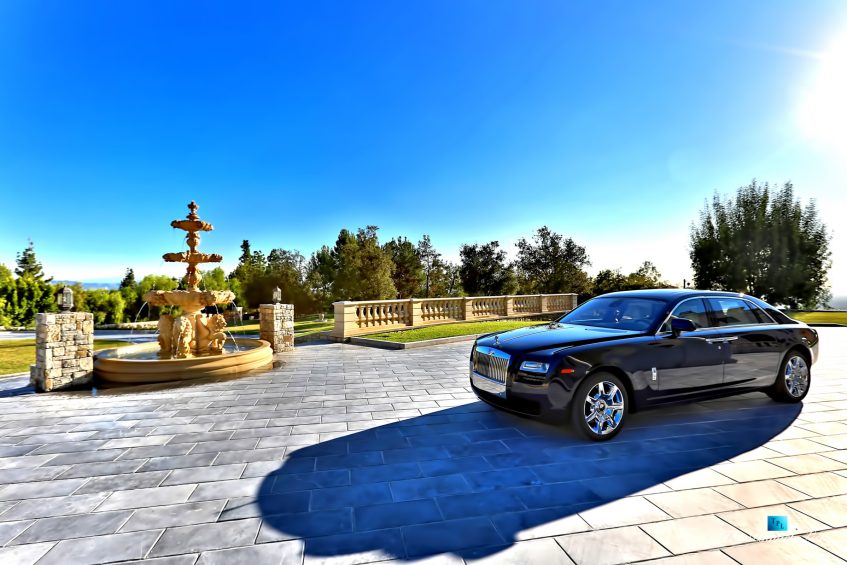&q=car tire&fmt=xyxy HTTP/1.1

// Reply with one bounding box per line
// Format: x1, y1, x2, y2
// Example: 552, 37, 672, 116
570, 372, 629, 441
768, 350, 811, 403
